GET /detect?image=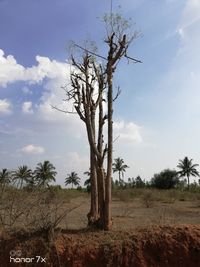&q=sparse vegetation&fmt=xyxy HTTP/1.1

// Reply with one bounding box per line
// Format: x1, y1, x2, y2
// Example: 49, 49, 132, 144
1, 185, 200, 235
1, 162, 200, 266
